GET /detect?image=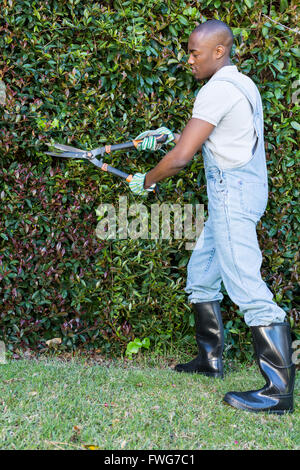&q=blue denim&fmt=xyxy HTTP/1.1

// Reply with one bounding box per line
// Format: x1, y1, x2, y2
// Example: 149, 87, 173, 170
185, 74, 286, 326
